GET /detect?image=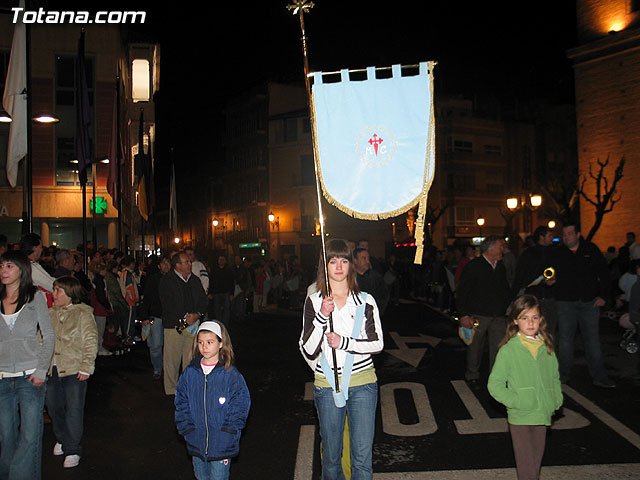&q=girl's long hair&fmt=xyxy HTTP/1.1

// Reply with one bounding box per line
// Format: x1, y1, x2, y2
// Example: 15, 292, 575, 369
315, 238, 360, 298
499, 294, 554, 353
192, 320, 235, 370
0, 250, 37, 306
